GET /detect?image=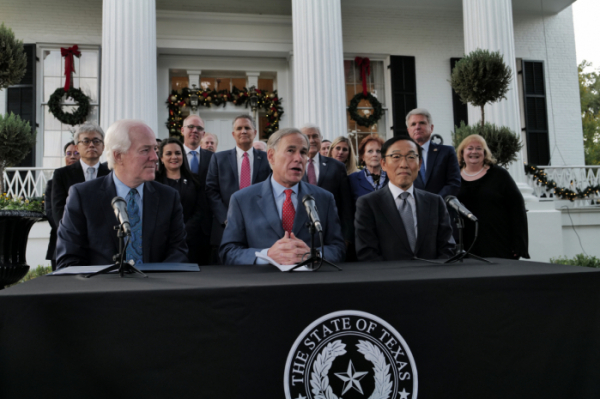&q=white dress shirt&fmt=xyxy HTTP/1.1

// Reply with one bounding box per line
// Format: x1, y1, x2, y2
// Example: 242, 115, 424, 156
236, 146, 254, 185
80, 159, 100, 181
387, 182, 418, 237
